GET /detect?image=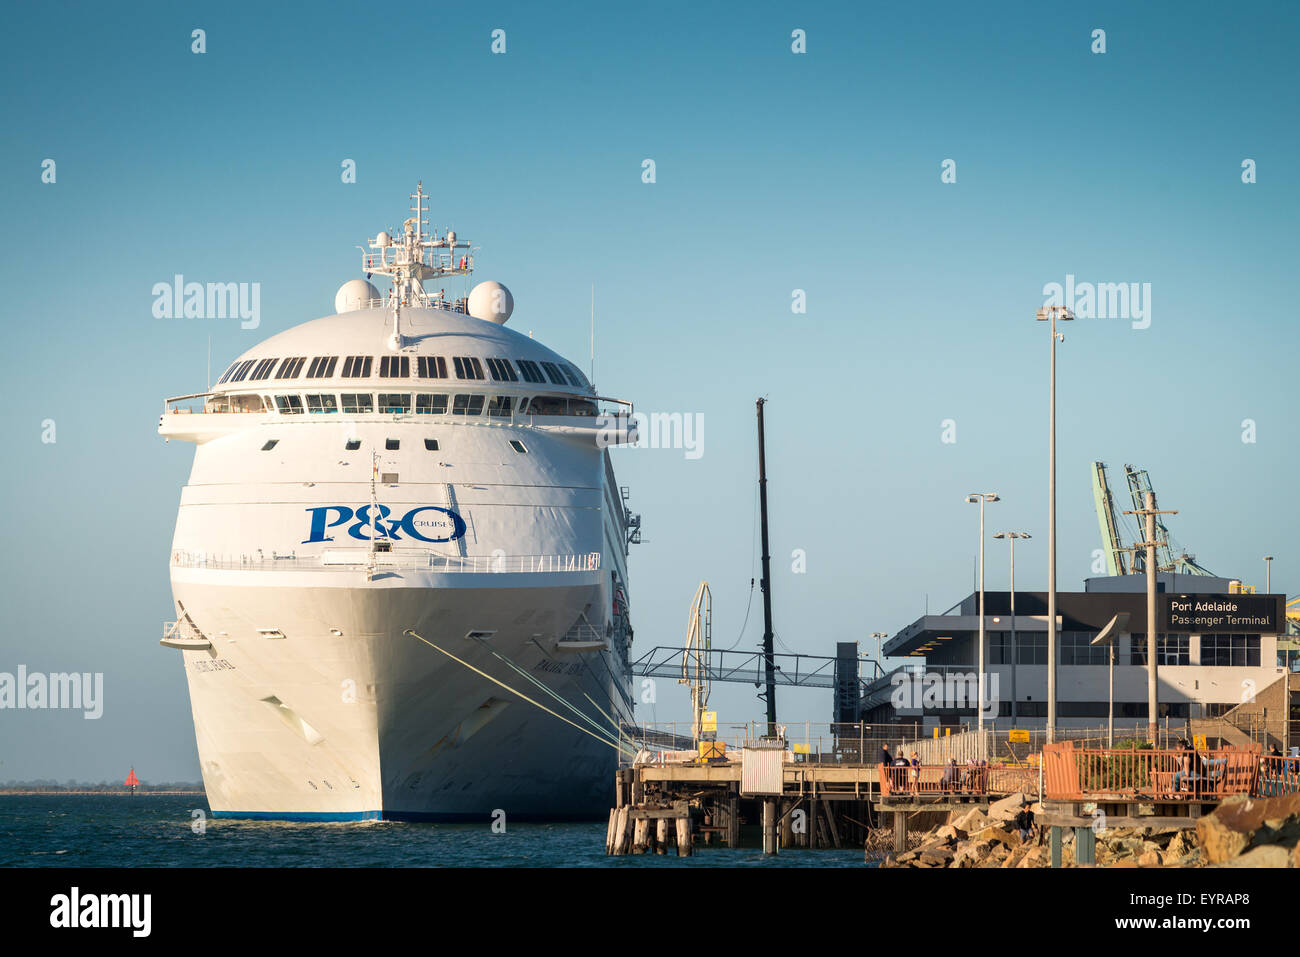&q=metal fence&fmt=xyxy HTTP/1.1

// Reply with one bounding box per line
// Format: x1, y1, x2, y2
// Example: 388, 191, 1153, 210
1043, 742, 1260, 801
